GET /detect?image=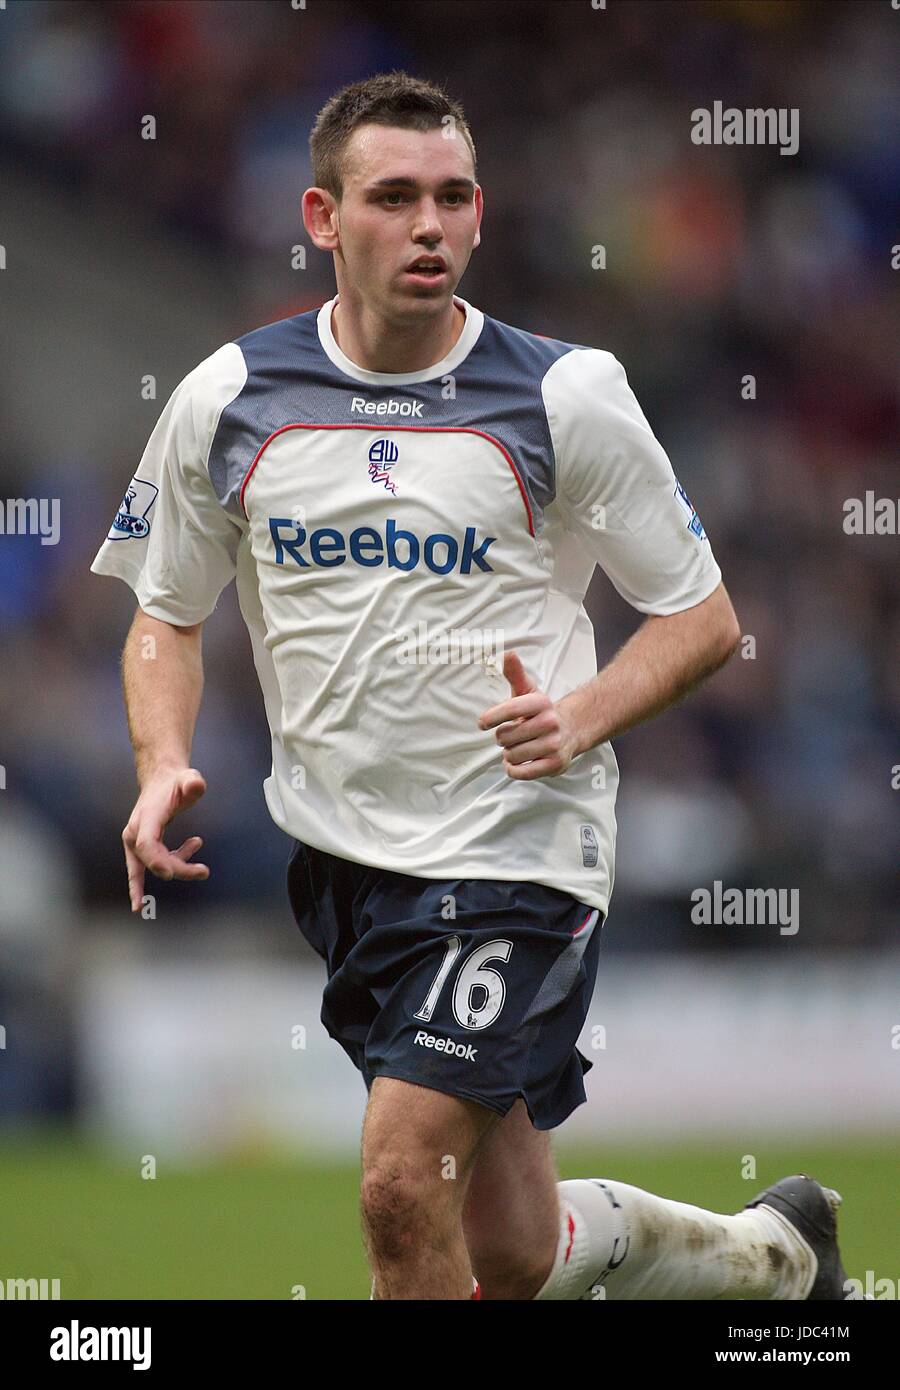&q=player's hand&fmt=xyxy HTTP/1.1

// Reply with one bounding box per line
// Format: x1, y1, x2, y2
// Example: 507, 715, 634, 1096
477, 652, 580, 780
121, 767, 210, 912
